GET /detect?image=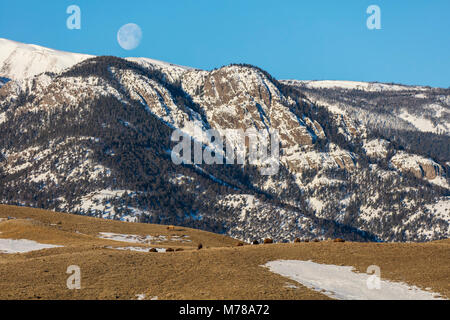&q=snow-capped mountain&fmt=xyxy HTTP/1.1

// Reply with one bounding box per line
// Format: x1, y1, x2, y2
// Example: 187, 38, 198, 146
0, 38, 194, 84
0, 38, 92, 82
291, 80, 431, 92
0, 39, 448, 242
283, 80, 450, 137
